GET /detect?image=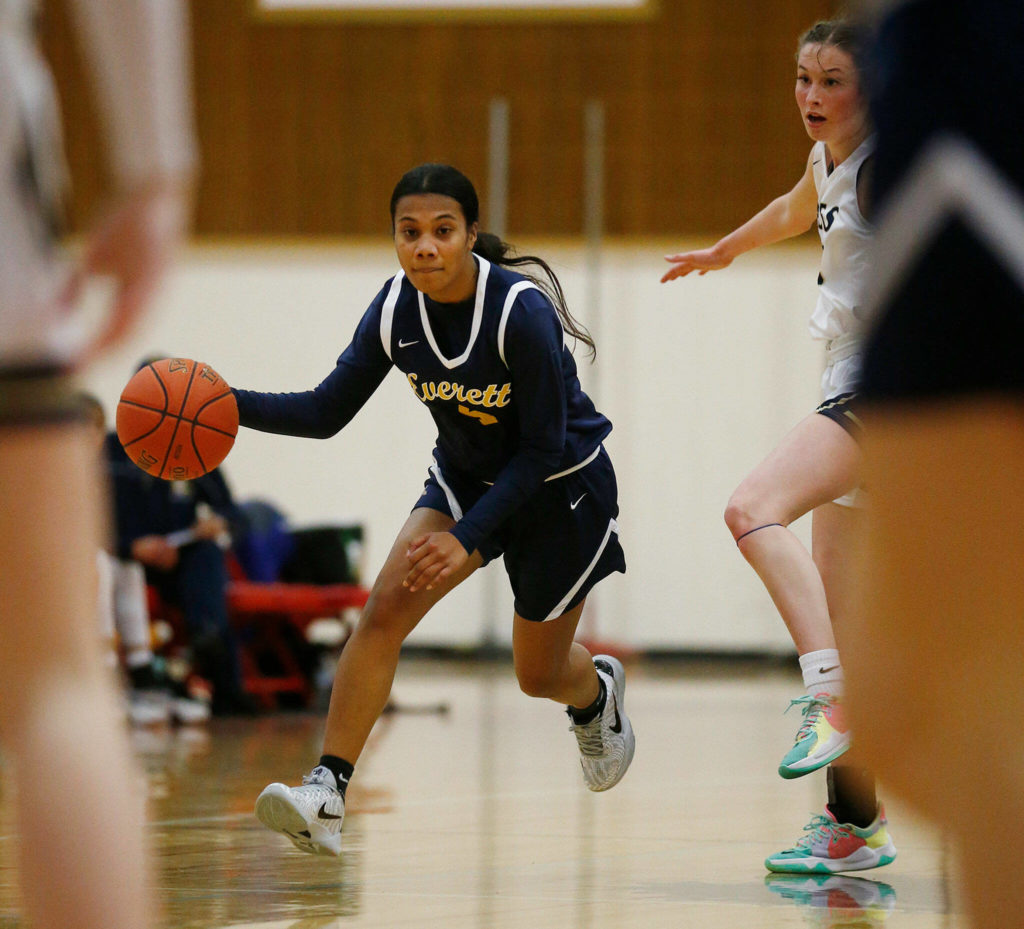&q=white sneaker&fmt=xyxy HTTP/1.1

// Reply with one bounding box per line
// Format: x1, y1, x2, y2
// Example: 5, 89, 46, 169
127, 689, 171, 726
255, 765, 345, 856
169, 695, 211, 725
569, 655, 635, 792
